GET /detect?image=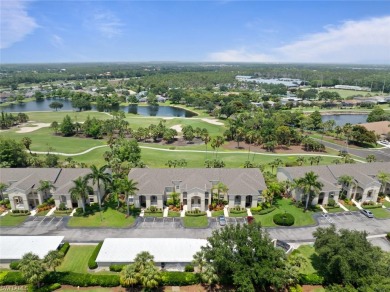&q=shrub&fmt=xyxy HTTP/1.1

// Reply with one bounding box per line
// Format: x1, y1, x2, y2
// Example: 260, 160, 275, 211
327, 198, 336, 207
160, 271, 199, 286
44, 272, 119, 287
185, 210, 206, 216
254, 206, 276, 215
11, 210, 30, 216
298, 273, 324, 285
386, 233, 390, 241
184, 264, 194, 272
58, 203, 67, 210
250, 205, 262, 213
230, 207, 247, 214
362, 200, 375, 206
0, 271, 26, 285
109, 264, 125, 272
9, 261, 20, 270
149, 206, 158, 212
88, 242, 103, 269
289, 284, 303, 292
34, 283, 62, 292
285, 161, 299, 167
273, 212, 295, 226
58, 242, 70, 255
